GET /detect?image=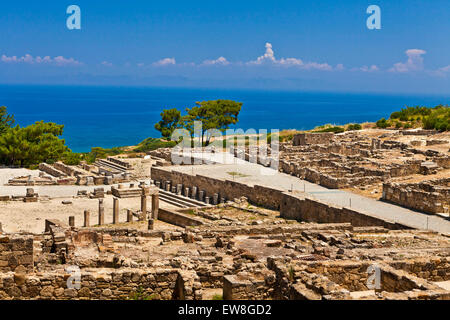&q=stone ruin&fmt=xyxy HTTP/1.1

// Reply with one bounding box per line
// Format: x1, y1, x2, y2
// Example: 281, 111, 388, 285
0, 199, 449, 300
383, 178, 450, 215
0, 129, 449, 300
292, 132, 335, 146
0, 188, 39, 203
228, 130, 450, 220
7, 157, 134, 187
